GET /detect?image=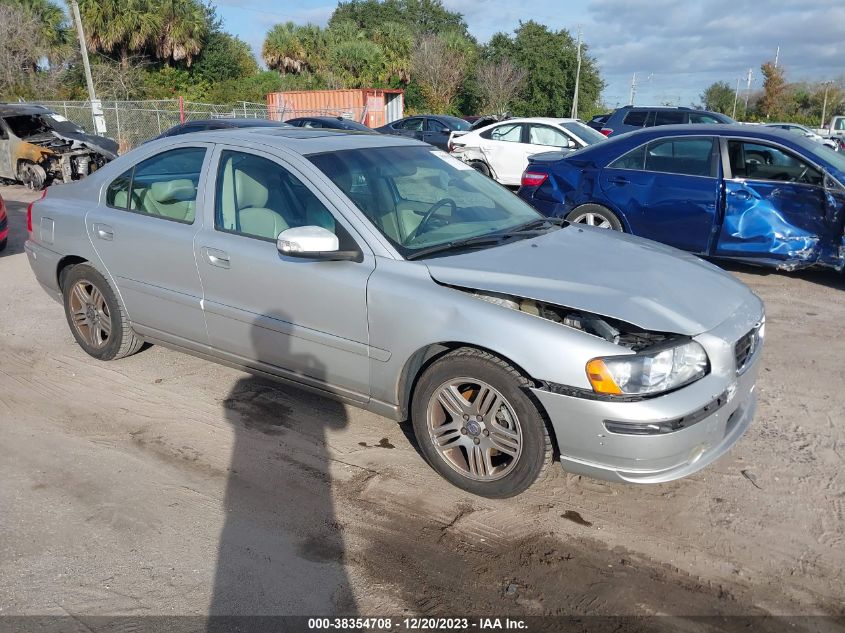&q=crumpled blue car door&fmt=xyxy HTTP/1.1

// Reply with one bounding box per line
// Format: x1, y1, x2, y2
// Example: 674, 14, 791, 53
714, 140, 845, 270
